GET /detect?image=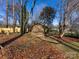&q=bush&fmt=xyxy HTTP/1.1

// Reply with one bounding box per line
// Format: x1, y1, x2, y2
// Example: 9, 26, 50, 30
64, 33, 79, 38
48, 30, 59, 35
